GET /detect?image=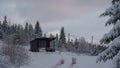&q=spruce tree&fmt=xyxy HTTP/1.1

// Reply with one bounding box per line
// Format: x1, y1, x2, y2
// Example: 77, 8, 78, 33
34, 21, 42, 38
0, 21, 2, 30
55, 33, 59, 50
0, 21, 2, 32
97, 0, 120, 62
56, 33, 59, 41
74, 38, 79, 49
14, 24, 18, 33
25, 22, 29, 33
0, 21, 3, 39
59, 27, 66, 44
58, 27, 66, 51
28, 24, 34, 38
17, 24, 21, 32
2, 16, 8, 33
10, 24, 16, 33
